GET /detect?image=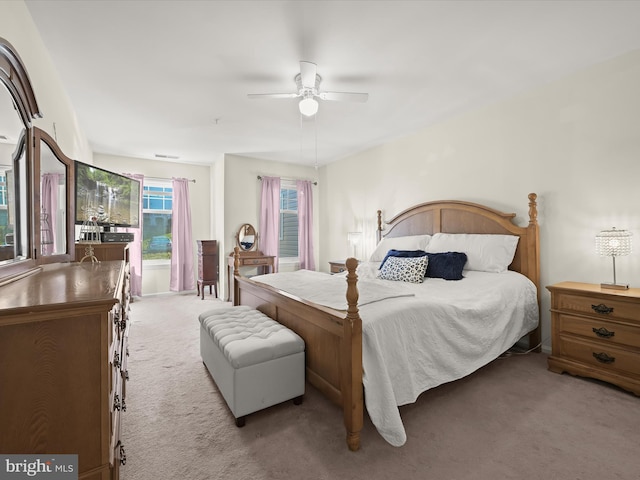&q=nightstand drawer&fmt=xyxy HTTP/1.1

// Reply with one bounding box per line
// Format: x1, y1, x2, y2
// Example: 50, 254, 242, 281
330, 263, 346, 274
556, 335, 640, 377
557, 313, 640, 348
556, 293, 640, 323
